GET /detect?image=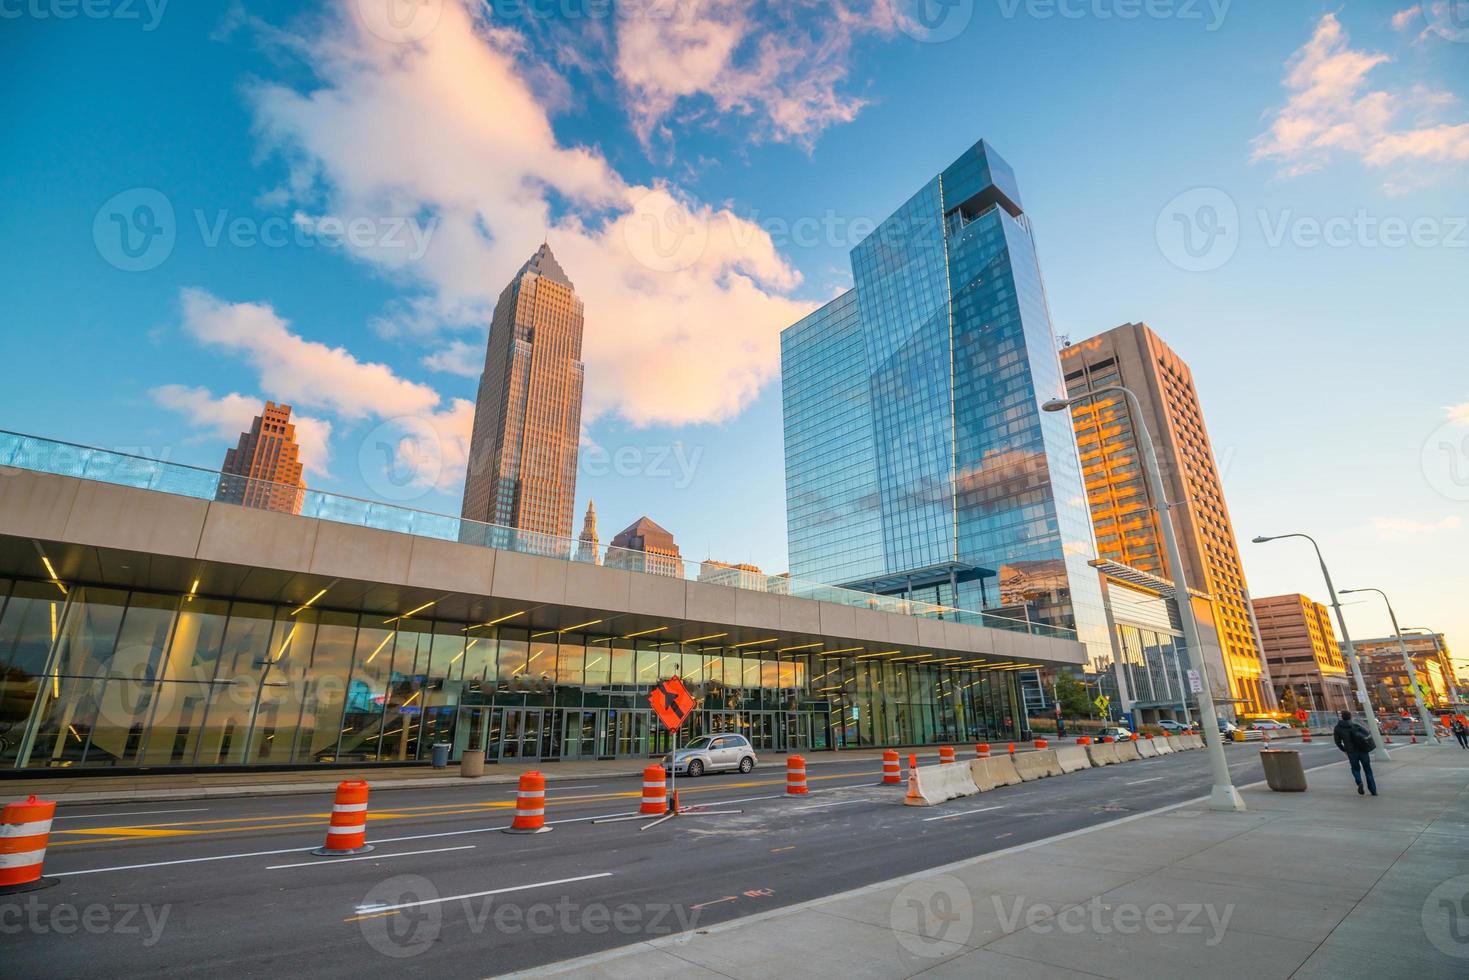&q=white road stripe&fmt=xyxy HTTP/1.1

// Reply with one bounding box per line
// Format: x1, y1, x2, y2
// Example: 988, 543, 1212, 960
267, 845, 475, 870
1125, 777, 1165, 785
53, 808, 210, 821
921, 806, 1005, 822
794, 799, 870, 811
353, 872, 613, 915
